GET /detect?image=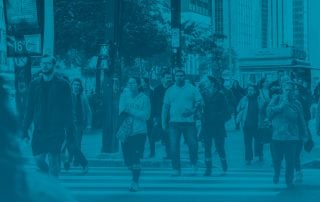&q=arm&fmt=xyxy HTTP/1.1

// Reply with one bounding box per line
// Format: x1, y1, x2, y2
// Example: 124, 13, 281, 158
127, 95, 151, 121
266, 95, 286, 119
83, 95, 92, 128
161, 90, 170, 130
22, 83, 35, 138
